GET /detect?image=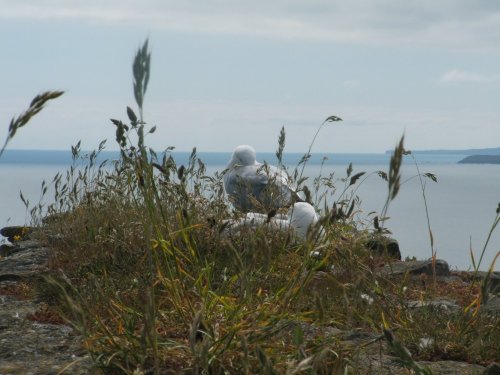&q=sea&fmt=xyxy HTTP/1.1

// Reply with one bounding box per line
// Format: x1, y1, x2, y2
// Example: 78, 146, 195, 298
1, 149, 499, 271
